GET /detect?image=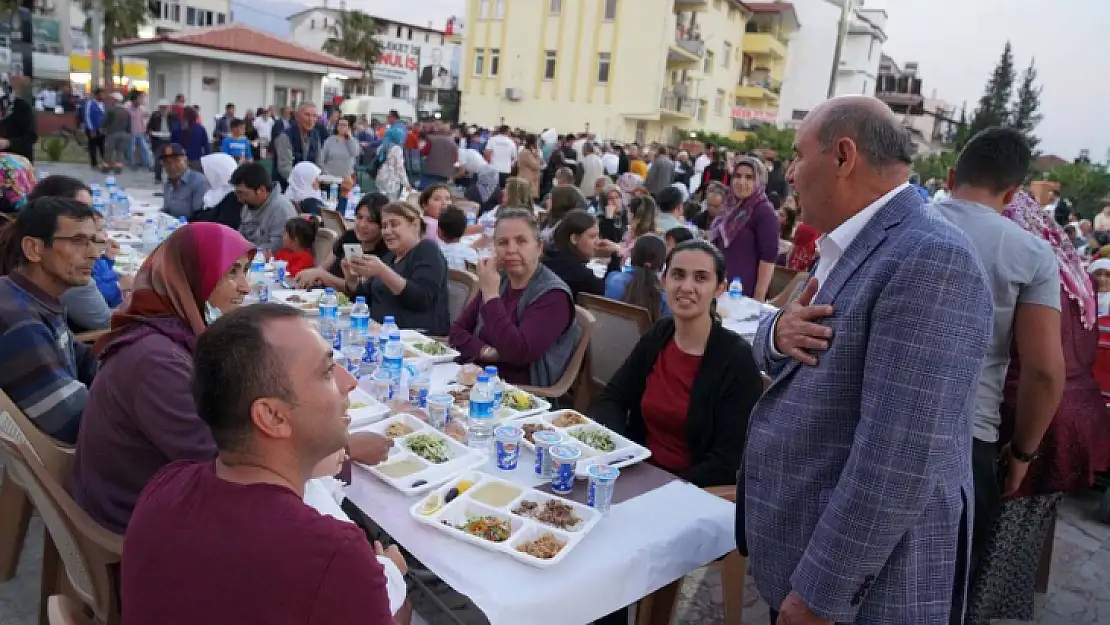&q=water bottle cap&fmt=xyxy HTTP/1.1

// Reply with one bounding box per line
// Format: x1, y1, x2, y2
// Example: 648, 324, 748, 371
384, 316, 395, 323
477, 374, 490, 383
484, 366, 498, 375
178, 216, 186, 223
354, 296, 366, 304
324, 287, 335, 294
145, 218, 153, 223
